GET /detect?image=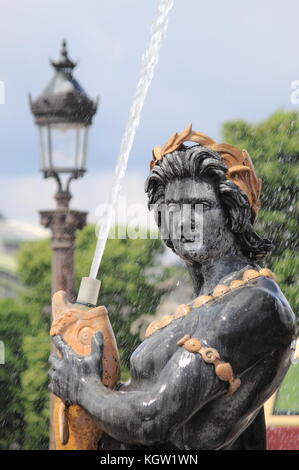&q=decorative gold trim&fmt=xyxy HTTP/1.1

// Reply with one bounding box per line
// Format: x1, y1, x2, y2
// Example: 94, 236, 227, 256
259, 268, 276, 280
177, 334, 191, 346
177, 335, 240, 394
212, 284, 231, 298
243, 269, 261, 282
229, 280, 245, 289
144, 268, 276, 339
175, 304, 191, 317
193, 295, 213, 308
